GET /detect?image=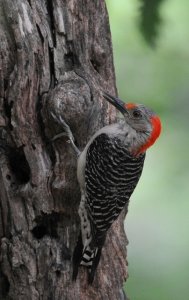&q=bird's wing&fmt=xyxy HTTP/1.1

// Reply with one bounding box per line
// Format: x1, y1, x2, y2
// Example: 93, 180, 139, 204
85, 133, 145, 245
